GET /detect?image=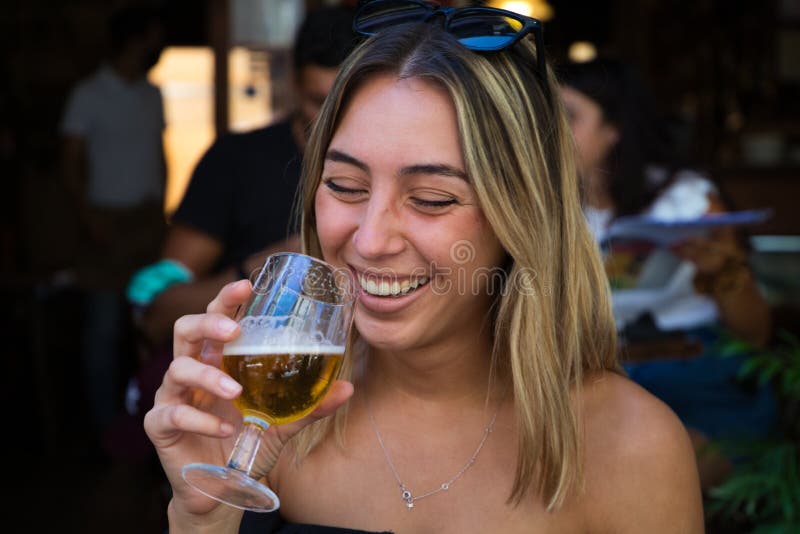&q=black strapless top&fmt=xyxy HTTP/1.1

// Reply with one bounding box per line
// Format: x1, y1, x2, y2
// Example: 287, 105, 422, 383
239, 510, 393, 534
